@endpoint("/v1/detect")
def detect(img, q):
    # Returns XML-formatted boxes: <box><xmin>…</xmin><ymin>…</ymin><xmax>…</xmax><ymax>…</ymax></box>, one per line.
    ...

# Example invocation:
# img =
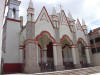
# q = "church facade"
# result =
<box><xmin>2</xmin><ymin>0</ymin><xmax>92</xmax><ymax>74</ymax></box>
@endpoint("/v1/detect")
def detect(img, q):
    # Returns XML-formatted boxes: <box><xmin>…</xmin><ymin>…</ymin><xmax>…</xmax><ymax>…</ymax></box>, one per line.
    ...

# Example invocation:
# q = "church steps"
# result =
<box><xmin>4</xmin><ymin>66</ymin><xmax>100</xmax><ymax>75</ymax></box>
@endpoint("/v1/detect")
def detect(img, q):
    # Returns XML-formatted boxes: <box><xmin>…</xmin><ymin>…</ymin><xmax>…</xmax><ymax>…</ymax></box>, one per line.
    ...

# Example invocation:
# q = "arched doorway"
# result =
<box><xmin>61</xmin><ymin>36</ymin><xmax>74</xmax><ymax>69</ymax></box>
<box><xmin>36</xmin><ymin>32</ymin><xmax>55</xmax><ymax>71</ymax></box>
<box><xmin>78</xmin><ymin>41</ymin><xmax>87</xmax><ymax>67</ymax></box>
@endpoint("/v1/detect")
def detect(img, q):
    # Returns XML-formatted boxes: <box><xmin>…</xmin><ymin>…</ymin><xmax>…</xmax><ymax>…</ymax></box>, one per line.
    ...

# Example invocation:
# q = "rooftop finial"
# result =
<box><xmin>52</xmin><ymin>7</ymin><xmax>56</xmax><ymax>15</ymax></box>
<box><xmin>58</xmin><ymin>4</ymin><xmax>63</xmax><ymax>10</ymax></box>
<box><xmin>68</xmin><ymin>10</ymin><xmax>73</xmax><ymax>19</ymax></box>
<box><xmin>82</xmin><ymin>19</ymin><xmax>86</xmax><ymax>25</ymax></box>
<box><xmin>28</xmin><ymin>0</ymin><xmax>33</xmax><ymax>8</ymax></box>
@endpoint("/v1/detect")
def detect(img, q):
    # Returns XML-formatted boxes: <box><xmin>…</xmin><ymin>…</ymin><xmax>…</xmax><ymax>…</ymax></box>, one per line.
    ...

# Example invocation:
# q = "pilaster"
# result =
<box><xmin>53</xmin><ymin>43</ymin><xmax>64</xmax><ymax>70</ymax></box>
<box><xmin>24</xmin><ymin>40</ymin><xmax>40</xmax><ymax>73</ymax></box>
<box><xmin>71</xmin><ymin>45</ymin><xmax>81</xmax><ymax>68</ymax></box>
<box><xmin>85</xmin><ymin>47</ymin><xmax>91</xmax><ymax>66</ymax></box>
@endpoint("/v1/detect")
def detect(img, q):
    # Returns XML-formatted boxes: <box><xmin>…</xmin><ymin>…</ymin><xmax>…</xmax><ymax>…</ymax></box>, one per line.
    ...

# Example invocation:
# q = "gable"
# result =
<box><xmin>35</xmin><ymin>6</ymin><xmax>54</xmax><ymax>28</ymax></box>
<box><xmin>76</xmin><ymin>19</ymin><xmax>82</xmax><ymax>31</ymax></box>
<box><xmin>40</xmin><ymin>13</ymin><xmax>49</xmax><ymax>22</ymax></box>
<box><xmin>60</xmin><ymin>10</ymin><xmax>72</xmax><ymax>32</ymax></box>
<box><xmin>60</xmin><ymin>10</ymin><xmax>69</xmax><ymax>25</ymax></box>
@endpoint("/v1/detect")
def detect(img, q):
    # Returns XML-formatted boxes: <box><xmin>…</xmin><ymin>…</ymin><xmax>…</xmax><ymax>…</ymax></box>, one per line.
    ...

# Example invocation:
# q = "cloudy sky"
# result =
<box><xmin>19</xmin><ymin>0</ymin><xmax>100</xmax><ymax>30</ymax></box>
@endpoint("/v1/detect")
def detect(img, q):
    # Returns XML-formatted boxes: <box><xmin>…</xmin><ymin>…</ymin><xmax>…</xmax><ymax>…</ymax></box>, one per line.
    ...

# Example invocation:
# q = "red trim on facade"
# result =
<box><xmin>27</xmin><ymin>8</ymin><xmax>34</xmax><ymax>10</ymax></box>
<box><xmin>24</xmin><ymin>39</ymin><xmax>38</xmax><ymax>45</ymax></box>
<box><xmin>77</xmin><ymin>19</ymin><xmax>82</xmax><ymax>31</ymax></box>
<box><xmin>60</xmin><ymin>34</ymin><xmax>73</xmax><ymax>45</ymax></box>
<box><xmin>62</xmin><ymin>10</ymin><xmax>73</xmax><ymax>32</ymax></box>
<box><xmin>77</xmin><ymin>19</ymin><xmax>87</xmax><ymax>36</ymax></box>
<box><xmin>85</xmin><ymin>47</ymin><xmax>91</xmax><ymax>49</ymax></box>
<box><xmin>7</xmin><ymin>18</ymin><xmax>21</xmax><ymax>22</ymax></box>
<box><xmin>3</xmin><ymin>63</ymin><xmax>23</xmax><ymax>74</ymax></box>
<box><xmin>50</xmin><ymin>15</ymin><xmax>58</xmax><ymax>18</ymax></box>
<box><xmin>53</xmin><ymin>42</ymin><xmax>62</xmax><ymax>46</ymax></box>
<box><xmin>40</xmin><ymin>13</ymin><xmax>49</xmax><ymax>22</ymax></box>
<box><xmin>77</xmin><ymin>38</ymin><xmax>87</xmax><ymax>46</ymax></box>
<box><xmin>70</xmin><ymin>44</ymin><xmax>77</xmax><ymax>48</ymax></box>
<box><xmin>35</xmin><ymin>6</ymin><xmax>55</xmax><ymax>29</ymax></box>
<box><xmin>19</xmin><ymin>45</ymin><xmax>25</xmax><ymax>50</ymax></box>
<box><xmin>35</xmin><ymin>31</ymin><xmax>56</xmax><ymax>42</ymax></box>
<box><xmin>27</xmin><ymin>13</ymin><xmax>34</xmax><ymax>16</ymax></box>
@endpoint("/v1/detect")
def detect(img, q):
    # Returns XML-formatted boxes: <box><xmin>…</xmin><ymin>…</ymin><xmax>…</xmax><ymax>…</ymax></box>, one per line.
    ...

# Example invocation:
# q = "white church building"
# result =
<box><xmin>2</xmin><ymin>0</ymin><xmax>92</xmax><ymax>74</ymax></box>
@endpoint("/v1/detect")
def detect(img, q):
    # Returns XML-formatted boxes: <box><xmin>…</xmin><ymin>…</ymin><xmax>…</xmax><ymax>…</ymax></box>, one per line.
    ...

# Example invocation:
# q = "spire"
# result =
<box><xmin>28</xmin><ymin>0</ymin><xmax>33</xmax><ymax>8</ymax></box>
<box><xmin>68</xmin><ymin>10</ymin><xmax>73</xmax><ymax>19</ymax></box>
<box><xmin>82</xmin><ymin>19</ymin><xmax>86</xmax><ymax>25</ymax></box>
<box><xmin>27</xmin><ymin>0</ymin><xmax>34</xmax><ymax>21</ymax></box>
<box><xmin>52</xmin><ymin>7</ymin><xmax>56</xmax><ymax>15</ymax></box>
<box><xmin>82</xmin><ymin>19</ymin><xmax>87</xmax><ymax>34</ymax></box>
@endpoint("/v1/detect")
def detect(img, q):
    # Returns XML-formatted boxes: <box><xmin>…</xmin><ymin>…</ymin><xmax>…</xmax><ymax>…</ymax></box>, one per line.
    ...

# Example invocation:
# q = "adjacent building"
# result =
<box><xmin>2</xmin><ymin>0</ymin><xmax>92</xmax><ymax>74</ymax></box>
<box><xmin>89</xmin><ymin>27</ymin><xmax>100</xmax><ymax>66</ymax></box>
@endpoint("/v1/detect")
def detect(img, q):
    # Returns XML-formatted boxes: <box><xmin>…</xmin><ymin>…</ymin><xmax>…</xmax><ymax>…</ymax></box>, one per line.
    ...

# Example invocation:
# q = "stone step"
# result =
<box><xmin>4</xmin><ymin>66</ymin><xmax>100</xmax><ymax>75</ymax></box>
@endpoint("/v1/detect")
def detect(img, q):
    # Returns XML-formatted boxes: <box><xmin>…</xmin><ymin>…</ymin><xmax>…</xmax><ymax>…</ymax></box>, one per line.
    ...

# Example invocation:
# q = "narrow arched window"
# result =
<box><xmin>12</xmin><ymin>8</ymin><xmax>16</xmax><ymax>19</ymax></box>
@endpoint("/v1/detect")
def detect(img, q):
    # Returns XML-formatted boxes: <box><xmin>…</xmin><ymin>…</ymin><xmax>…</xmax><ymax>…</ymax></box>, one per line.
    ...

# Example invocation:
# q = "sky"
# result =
<box><xmin>19</xmin><ymin>0</ymin><xmax>100</xmax><ymax>30</ymax></box>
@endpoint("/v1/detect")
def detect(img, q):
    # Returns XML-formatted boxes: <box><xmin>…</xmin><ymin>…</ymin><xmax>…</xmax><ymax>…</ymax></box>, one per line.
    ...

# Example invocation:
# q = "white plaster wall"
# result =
<box><xmin>92</xmin><ymin>53</ymin><xmax>100</xmax><ymax>66</ymax></box>
<box><xmin>35</xmin><ymin>8</ymin><xmax>55</xmax><ymax>39</ymax></box>
<box><xmin>19</xmin><ymin>29</ymin><xmax>26</xmax><ymax>63</ymax></box>
<box><xmin>35</xmin><ymin>21</ymin><xmax>55</xmax><ymax>39</ymax></box>
<box><xmin>4</xmin><ymin>20</ymin><xmax>21</xmax><ymax>63</ymax></box>
<box><xmin>0</xmin><ymin>0</ymin><xmax>6</xmax><ymax>73</ymax></box>
<box><xmin>59</xmin><ymin>25</ymin><xmax>73</xmax><ymax>41</ymax></box>
<box><xmin>75</xmin><ymin>24</ymin><xmax>87</xmax><ymax>44</ymax></box>
<box><xmin>20</xmin><ymin>29</ymin><xmax>26</xmax><ymax>45</ymax></box>
<box><xmin>35</xmin><ymin>9</ymin><xmax>55</xmax><ymax>39</ymax></box>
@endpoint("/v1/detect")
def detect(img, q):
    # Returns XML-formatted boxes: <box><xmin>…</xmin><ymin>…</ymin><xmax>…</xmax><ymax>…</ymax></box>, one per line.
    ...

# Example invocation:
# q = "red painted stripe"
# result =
<box><xmin>3</xmin><ymin>63</ymin><xmax>23</xmax><ymax>74</ymax></box>
<box><xmin>7</xmin><ymin>18</ymin><xmax>21</xmax><ymax>23</ymax></box>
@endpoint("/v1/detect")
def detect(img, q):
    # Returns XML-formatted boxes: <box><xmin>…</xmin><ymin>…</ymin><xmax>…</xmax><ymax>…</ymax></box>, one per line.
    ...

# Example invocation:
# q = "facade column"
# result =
<box><xmin>71</xmin><ymin>46</ymin><xmax>81</xmax><ymax>68</ymax></box>
<box><xmin>85</xmin><ymin>47</ymin><xmax>91</xmax><ymax>65</ymax></box>
<box><xmin>53</xmin><ymin>43</ymin><xmax>64</xmax><ymax>70</ymax></box>
<box><xmin>42</xmin><ymin>48</ymin><xmax>47</xmax><ymax>63</ymax></box>
<box><xmin>24</xmin><ymin>40</ymin><xmax>40</xmax><ymax>73</ymax></box>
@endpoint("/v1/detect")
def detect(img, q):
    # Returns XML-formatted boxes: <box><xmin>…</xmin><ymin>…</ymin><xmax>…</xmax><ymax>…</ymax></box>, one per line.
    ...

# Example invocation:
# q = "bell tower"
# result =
<box><xmin>8</xmin><ymin>0</ymin><xmax>21</xmax><ymax>19</ymax></box>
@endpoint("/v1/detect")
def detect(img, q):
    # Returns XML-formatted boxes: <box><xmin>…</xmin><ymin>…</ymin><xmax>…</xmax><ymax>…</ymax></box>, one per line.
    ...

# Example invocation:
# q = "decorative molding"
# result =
<box><xmin>60</xmin><ymin>34</ymin><xmax>73</xmax><ymax>45</ymax></box>
<box><xmin>35</xmin><ymin>31</ymin><xmax>56</xmax><ymax>42</ymax></box>
<box><xmin>7</xmin><ymin>18</ymin><xmax>21</xmax><ymax>23</ymax></box>
<box><xmin>35</xmin><ymin>6</ymin><xmax>55</xmax><ymax>29</ymax></box>
<box><xmin>61</xmin><ymin>10</ymin><xmax>72</xmax><ymax>32</ymax></box>
<box><xmin>77</xmin><ymin>38</ymin><xmax>87</xmax><ymax>46</ymax></box>
<box><xmin>40</xmin><ymin>13</ymin><xmax>49</xmax><ymax>22</ymax></box>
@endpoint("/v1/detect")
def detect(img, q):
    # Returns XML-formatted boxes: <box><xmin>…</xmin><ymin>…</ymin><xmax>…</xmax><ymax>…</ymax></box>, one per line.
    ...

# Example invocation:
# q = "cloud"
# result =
<box><xmin>19</xmin><ymin>0</ymin><xmax>100</xmax><ymax>30</ymax></box>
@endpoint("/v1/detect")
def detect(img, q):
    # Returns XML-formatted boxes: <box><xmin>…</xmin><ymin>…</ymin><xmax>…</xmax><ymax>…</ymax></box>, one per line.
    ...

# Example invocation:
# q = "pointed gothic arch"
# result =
<box><xmin>36</xmin><ymin>31</ymin><xmax>56</xmax><ymax>42</ymax></box>
<box><xmin>77</xmin><ymin>38</ymin><xmax>87</xmax><ymax>46</ymax></box>
<box><xmin>77</xmin><ymin>38</ymin><xmax>87</xmax><ymax>67</ymax></box>
<box><xmin>60</xmin><ymin>35</ymin><xmax>74</xmax><ymax>69</ymax></box>
<box><xmin>36</xmin><ymin>31</ymin><xmax>55</xmax><ymax>71</ymax></box>
<box><xmin>60</xmin><ymin>35</ymin><xmax>73</xmax><ymax>45</ymax></box>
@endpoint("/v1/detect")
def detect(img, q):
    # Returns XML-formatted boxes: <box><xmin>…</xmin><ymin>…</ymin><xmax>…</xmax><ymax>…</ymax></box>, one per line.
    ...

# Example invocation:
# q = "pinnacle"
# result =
<box><xmin>52</xmin><ymin>7</ymin><xmax>56</xmax><ymax>15</ymax></box>
<box><xmin>28</xmin><ymin>0</ymin><xmax>33</xmax><ymax>8</ymax></box>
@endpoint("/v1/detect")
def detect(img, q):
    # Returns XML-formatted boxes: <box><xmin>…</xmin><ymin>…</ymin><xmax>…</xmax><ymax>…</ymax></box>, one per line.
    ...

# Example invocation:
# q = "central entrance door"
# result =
<box><xmin>47</xmin><ymin>42</ymin><xmax>54</xmax><ymax>71</ymax></box>
<box><xmin>37</xmin><ymin>32</ymin><xmax>55</xmax><ymax>72</ymax></box>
